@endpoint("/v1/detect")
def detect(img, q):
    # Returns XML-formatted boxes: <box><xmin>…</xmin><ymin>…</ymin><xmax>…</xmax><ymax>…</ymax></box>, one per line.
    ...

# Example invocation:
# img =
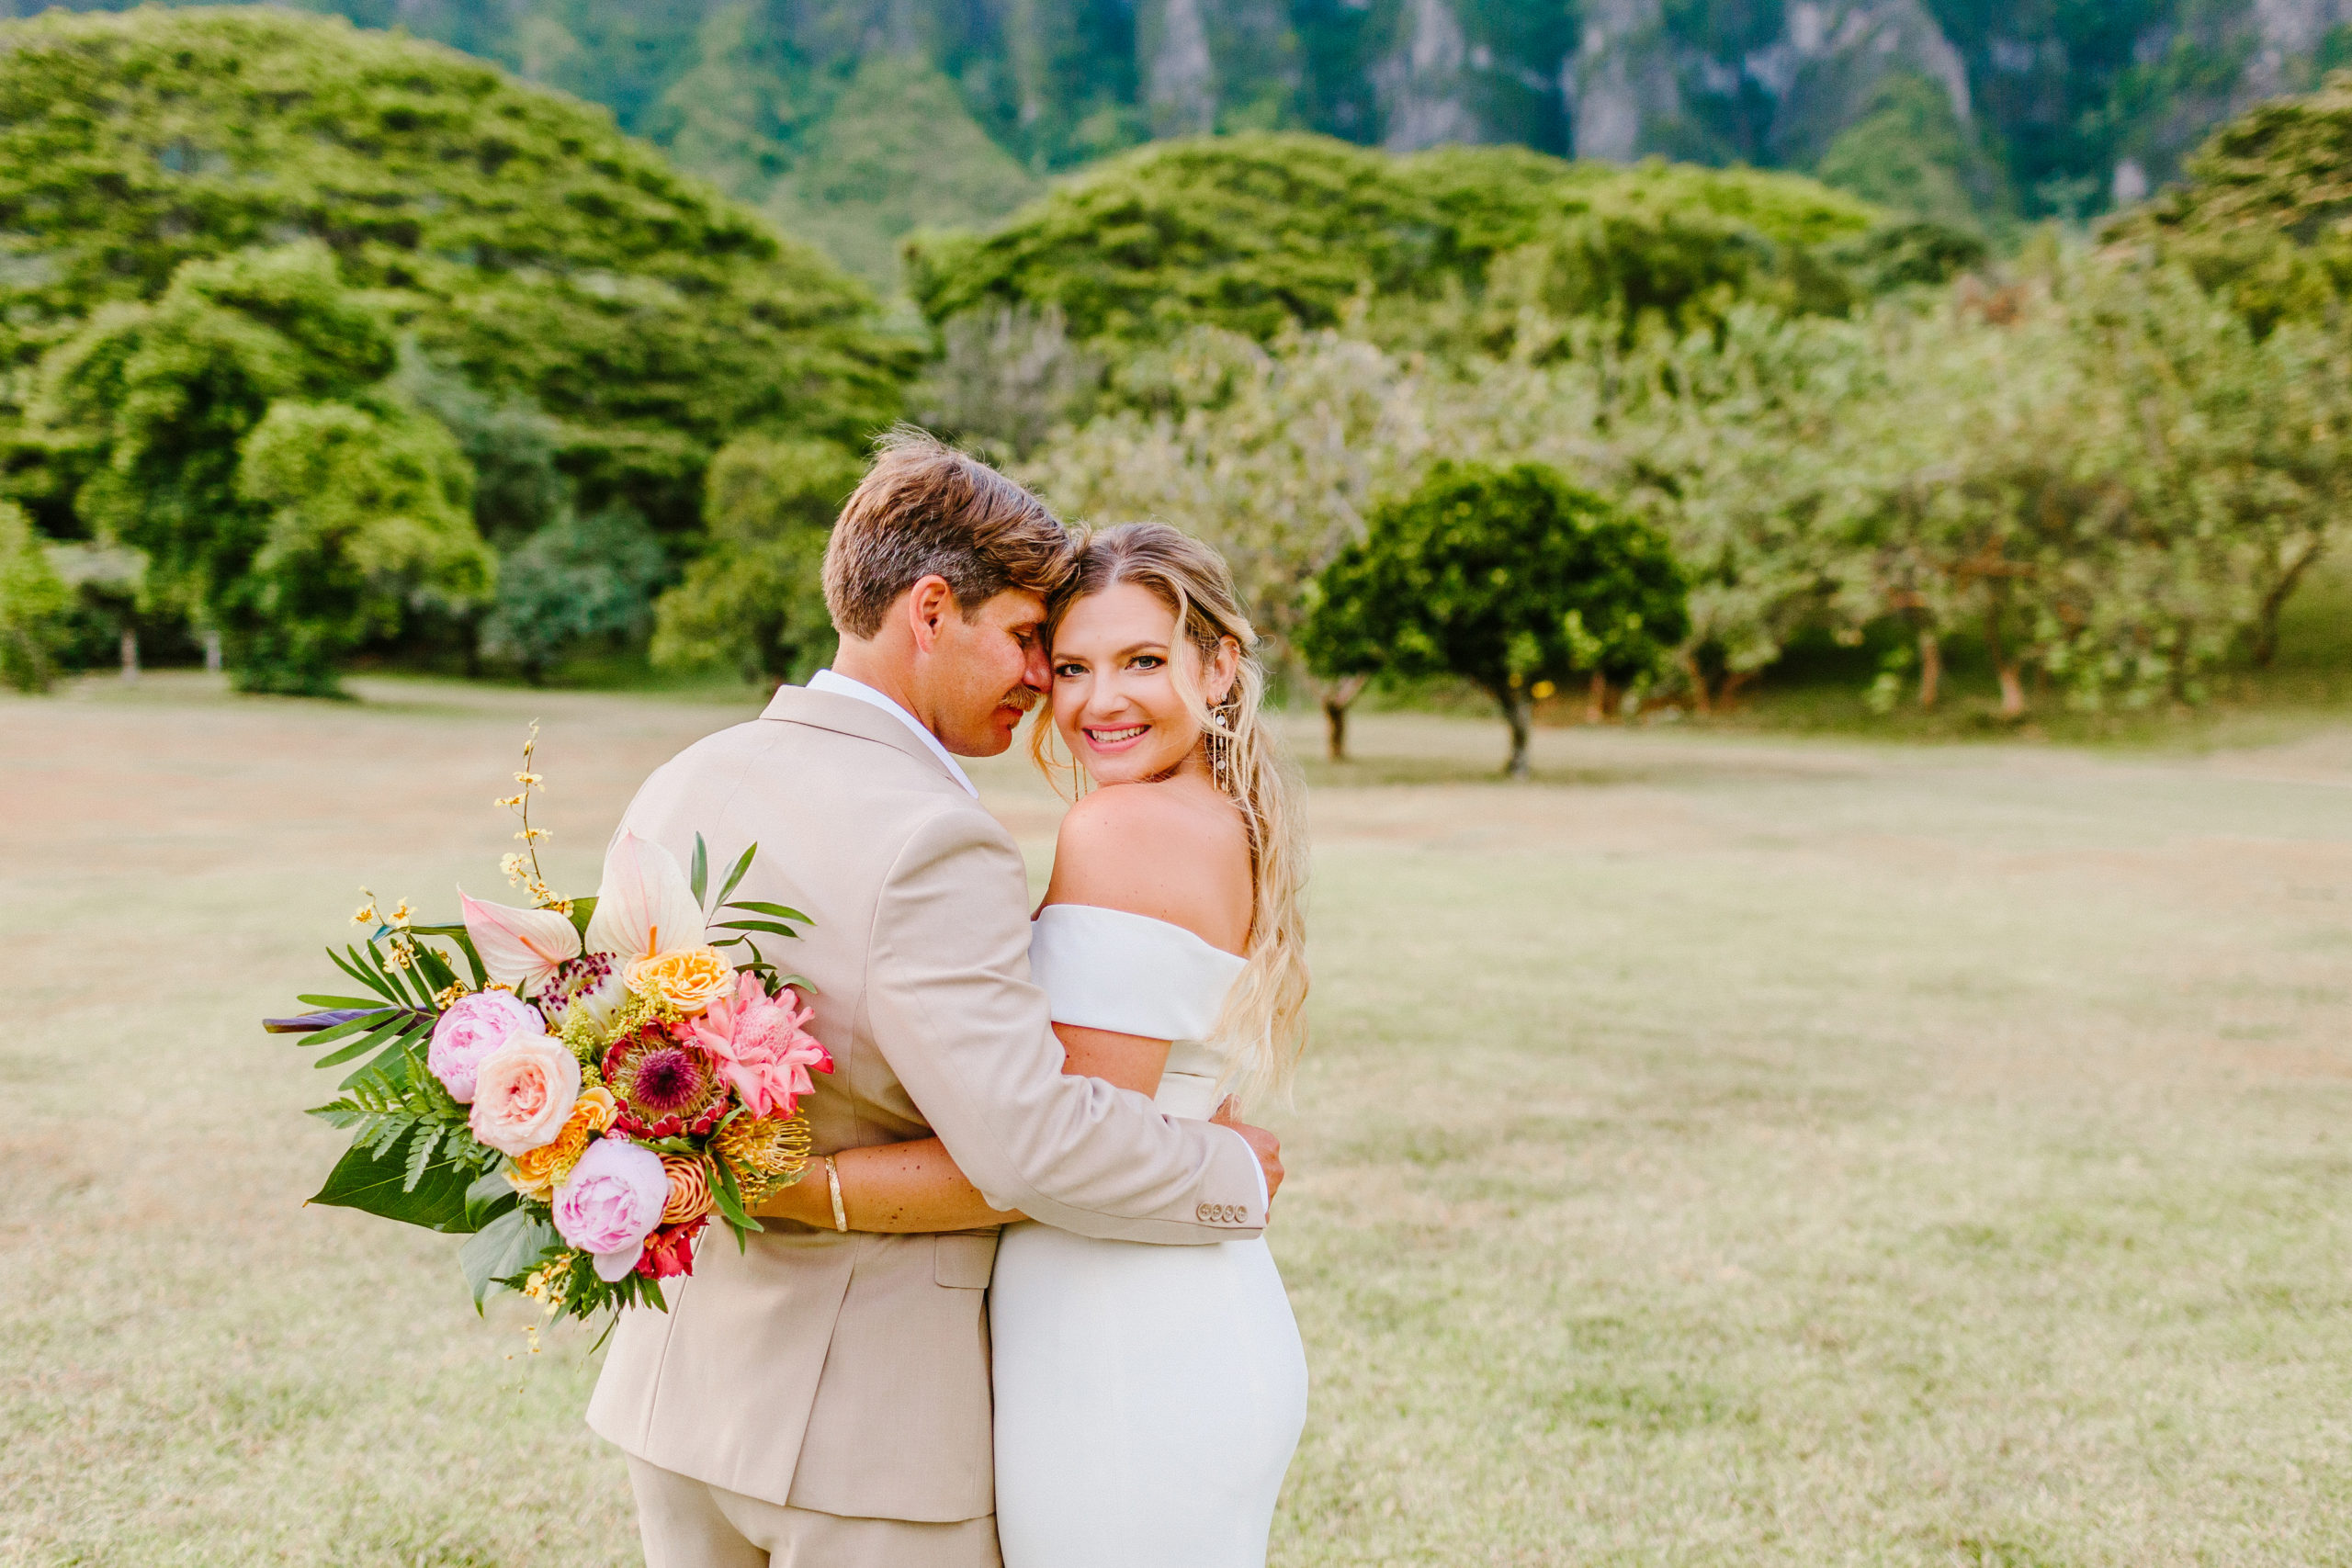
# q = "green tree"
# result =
<box><xmin>481</xmin><ymin>506</ymin><xmax>669</xmax><ymax>683</ymax></box>
<box><xmin>2106</xmin><ymin>69</ymin><xmax>2352</xmax><ymax>335</ymax></box>
<box><xmin>0</xmin><ymin>501</ymin><xmax>69</xmax><ymax>692</ymax></box>
<box><xmin>651</xmin><ymin>435</ymin><xmax>863</xmax><ymax>688</ymax></box>
<box><xmin>35</xmin><ymin>243</ymin><xmax>492</xmax><ymax>694</ymax></box>
<box><xmin>1302</xmin><ymin>462</ymin><xmax>1687</xmax><ymax>776</ymax></box>
<box><xmin>905</xmin><ymin>134</ymin><xmax>1888</xmax><ymax>358</ymax></box>
<box><xmin>0</xmin><ymin>6</ymin><xmax>905</xmax><ymax>537</ymax></box>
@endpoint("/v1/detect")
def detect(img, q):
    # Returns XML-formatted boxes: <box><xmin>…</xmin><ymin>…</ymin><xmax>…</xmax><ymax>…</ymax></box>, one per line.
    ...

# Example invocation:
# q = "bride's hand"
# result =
<box><xmin>1212</xmin><ymin>1096</ymin><xmax>1283</xmax><ymax>1207</ymax></box>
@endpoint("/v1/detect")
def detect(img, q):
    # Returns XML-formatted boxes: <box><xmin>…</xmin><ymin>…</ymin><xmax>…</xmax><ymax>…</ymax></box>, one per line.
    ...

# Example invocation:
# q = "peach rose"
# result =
<box><xmin>507</xmin><ymin>1088</ymin><xmax>617</xmax><ymax>1199</ymax></box>
<box><xmin>626</xmin><ymin>946</ymin><xmax>735</xmax><ymax>1015</ymax></box>
<box><xmin>469</xmin><ymin>1034</ymin><xmax>582</xmax><ymax>1156</ymax></box>
<box><xmin>659</xmin><ymin>1154</ymin><xmax>714</xmax><ymax>1226</ymax></box>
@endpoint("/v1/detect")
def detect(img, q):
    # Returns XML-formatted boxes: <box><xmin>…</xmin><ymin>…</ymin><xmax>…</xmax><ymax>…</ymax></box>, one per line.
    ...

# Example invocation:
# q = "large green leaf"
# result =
<box><xmin>463</xmin><ymin>1169</ymin><xmax>520</xmax><ymax>1231</ymax></box>
<box><xmin>460</xmin><ymin>1207</ymin><xmax>560</xmax><ymax>1309</ymax></box>
<box><xmin>308</xmin><ymin>1136</ymin><xmax>479</xmax><ymax>1233</ymax></box>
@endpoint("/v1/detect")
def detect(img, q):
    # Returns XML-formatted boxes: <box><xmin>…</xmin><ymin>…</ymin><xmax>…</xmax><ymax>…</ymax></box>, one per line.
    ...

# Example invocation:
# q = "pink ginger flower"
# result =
<box><xmin>689</xmin><ymin>973</ymin><xmax>831</xmax><ymax>1120</ymax></box>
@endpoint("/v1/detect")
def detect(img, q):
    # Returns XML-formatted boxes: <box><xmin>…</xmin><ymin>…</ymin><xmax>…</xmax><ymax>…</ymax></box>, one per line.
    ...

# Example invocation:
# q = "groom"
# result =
<box><xmin>585</xmin><ymin>430</ymin><xmax>1283</xmax><ymax>1567</ymax></box>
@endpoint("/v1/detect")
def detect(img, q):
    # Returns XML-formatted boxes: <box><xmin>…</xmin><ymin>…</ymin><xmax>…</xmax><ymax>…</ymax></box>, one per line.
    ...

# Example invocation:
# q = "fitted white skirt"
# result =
<box><xmin>989</xmin><ymin>1222</ymin><xmax>1309</xmax><ymax>1568</ymax></box>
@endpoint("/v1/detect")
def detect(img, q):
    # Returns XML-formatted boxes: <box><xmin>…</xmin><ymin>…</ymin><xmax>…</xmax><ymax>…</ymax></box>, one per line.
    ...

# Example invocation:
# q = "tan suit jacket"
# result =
<box><xmin>586</xmin><ymin>685</ymin><xmax>1267</xmax><ymax>1523</ymax></box>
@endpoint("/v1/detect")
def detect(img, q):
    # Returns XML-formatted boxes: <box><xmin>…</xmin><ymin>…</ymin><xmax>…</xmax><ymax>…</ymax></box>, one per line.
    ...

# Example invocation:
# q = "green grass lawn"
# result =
<box><xmin>6</xmin><ymin>674</ymin><xmax>2351</xmax><ymax>1565</ymax></box>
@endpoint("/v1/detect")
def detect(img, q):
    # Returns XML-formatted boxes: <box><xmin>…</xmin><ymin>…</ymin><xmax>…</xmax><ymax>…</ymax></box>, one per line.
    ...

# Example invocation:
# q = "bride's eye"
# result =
<box><xmin>1129</xmin><ymin>655</ymin><xmax>1165</xmax><ymax>671</ymax></box>
<box><xmin>1052</xmin><ymin>661</ymin><xmax>1085</xmax><ymax>679</ymax></box>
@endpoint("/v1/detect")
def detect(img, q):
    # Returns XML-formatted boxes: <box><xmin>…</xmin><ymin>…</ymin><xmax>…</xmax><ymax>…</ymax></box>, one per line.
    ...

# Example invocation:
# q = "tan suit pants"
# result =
<box><xmin>627</xmin><ymin>1457</ymin><xmax>1003</xmax><ymax>1568</ymax></box>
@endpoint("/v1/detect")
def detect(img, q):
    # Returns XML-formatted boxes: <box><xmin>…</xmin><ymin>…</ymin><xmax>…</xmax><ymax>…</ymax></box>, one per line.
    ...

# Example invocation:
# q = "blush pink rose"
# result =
<box><xmin>553</xmin><ymin>1136</ymin><xmax>670</xmax><ymax>1280</ymax></box>
<box><xmin>687</xmin><ymin>973</ymin><xmax>832</xmax><ymax>1120</ymax></box>
<box><xmin>468</xmin><ymin>1034</ymin><xmax>582</xmax><ymax>1156</ymax></box>
<box><xmin>428</xmin><ymin>990</ymin><xmax>546</xmax><ymax>1102</ymax></box>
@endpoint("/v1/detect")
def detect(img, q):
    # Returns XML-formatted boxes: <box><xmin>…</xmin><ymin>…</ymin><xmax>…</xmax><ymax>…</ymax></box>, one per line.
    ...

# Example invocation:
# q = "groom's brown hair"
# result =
<box><xmin>822</xmin><ymin>426</ymin><xmax>1075</xmax><ymax>638</ymax></box>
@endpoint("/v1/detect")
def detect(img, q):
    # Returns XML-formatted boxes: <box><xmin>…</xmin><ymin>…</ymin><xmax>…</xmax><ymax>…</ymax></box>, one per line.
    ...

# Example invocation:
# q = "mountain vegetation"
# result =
<box><xmin>32</xmin><ymin>0</ymin><xmax>2351</xmax><ymax>293</ymax></box>
<box><xmin>2</xmin><ymin>3</ymin><xmax>2347</xmax><ymax>731</ymax></box>
<box><xmin>0</xmin><ymin>6</ymin><xmax>903</xmax><ymax>538</ymax></box>
<box><xmin>0</xmin><ymin>6</ymin><xmax>903</xmax><ymax>692</ymax></box>
<box><xmin>903</xmin><ymin>135</ymin><xmax>1898</xmax><ymax>352</ymax></box>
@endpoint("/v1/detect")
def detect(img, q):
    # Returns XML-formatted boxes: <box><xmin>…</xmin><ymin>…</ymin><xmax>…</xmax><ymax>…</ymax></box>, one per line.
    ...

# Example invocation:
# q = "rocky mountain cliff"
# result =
<box><xmin>17</xmin><ymin>1</ymin><xmax>2352</xmax><ymax>285</ymax></box>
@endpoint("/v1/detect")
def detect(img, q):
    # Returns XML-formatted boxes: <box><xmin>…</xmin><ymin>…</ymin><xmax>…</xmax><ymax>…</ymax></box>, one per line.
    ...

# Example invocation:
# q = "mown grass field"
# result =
<box><xmin>6</xmin><ymin>674</ymin><xmax>2351</xmax><ymax>1566</ymax></box>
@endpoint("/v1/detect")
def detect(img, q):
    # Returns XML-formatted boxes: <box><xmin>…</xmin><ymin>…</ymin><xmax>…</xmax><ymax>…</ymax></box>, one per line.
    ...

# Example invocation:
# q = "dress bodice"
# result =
<box><xmin>1027</xmin><ymin>904</ymin><xmax>1247</xmax><ymax>1120</ymax></box>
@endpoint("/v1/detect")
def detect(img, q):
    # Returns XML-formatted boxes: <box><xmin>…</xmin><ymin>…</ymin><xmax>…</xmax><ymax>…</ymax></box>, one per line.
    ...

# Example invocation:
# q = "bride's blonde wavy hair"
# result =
<box><xmin>1029</xmin><ymin>522</ymin><xmax>1309</xmax><ymax>1100</ymax></box>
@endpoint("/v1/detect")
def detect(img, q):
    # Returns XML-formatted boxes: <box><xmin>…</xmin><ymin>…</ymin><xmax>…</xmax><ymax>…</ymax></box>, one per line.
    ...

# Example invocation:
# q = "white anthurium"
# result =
<box><xmin>584</xmin><ymin>830</ymin><xmax>709</xmax><ymax>964</ymax></box>
<box><xmin>458</xmin><ymin>892</ymin><xmax>583</xmax><ymax>995</ymax></box>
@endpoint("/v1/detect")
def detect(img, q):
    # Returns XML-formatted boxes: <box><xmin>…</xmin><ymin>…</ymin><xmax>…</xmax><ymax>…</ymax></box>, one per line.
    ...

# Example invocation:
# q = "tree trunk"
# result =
<box><xmin>1585</xmin><ymin>671</ymin><xmax>1610</xmax><ymax>724</ymax></box>
<box><xmin>2253</xmin><ymin>540</ymin><xmax>2324</xmax><ymax>669</ymax></box>
<box><xmin>1917</xmin><ymin>626</ymin><xmax>1941</xmax><ymax>710</ymax></box>
<box><xmin>119</xmin><ymin>628</ymin><xmax>138</xmax><ymax>682</ymax></box>
<box><xmin>1984</xmin><ymin>599</ymin><xmax>2025</xmax><ymax>719</ymax></box>
<box><xmin>1678</xmin><ymin>649</ymin><xmax>1713</xmax><ymax>715</ymax></box>
<box><xmin>202</xmin><ymin>630</ymin><xmax>222</xmax><ymax>675</ymax></box>
<box><xmin>1491</xmin><ymin>684</ymin><xmax>1532</xmax><ymax>778</ymax></box>
<box><xmin>1320</xmin><ymin>674</ymin><xmax>1367</xmax><ymax>762</ymax></box>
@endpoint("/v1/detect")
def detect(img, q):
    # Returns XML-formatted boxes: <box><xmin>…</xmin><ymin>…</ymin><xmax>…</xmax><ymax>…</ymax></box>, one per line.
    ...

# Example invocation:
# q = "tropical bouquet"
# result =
<box><xmin>267</xmin><ymin>728</ymin><xmax>831</xmax><ymax>1325</ymax></box>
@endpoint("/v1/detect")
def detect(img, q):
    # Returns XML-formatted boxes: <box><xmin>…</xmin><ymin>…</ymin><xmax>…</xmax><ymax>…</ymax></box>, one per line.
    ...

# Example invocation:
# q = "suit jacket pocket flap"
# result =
<box><xmin>934</xmin><ymin>1231</ymin><xmax>999</xmax><ymax>1289</ymax></box>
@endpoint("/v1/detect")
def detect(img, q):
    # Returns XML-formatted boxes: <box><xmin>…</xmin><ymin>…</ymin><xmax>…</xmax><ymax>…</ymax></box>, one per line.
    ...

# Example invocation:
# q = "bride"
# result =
<box><xmin>760</xmin><ymin>521</ymin><xmax>1312</xmax><ymax>1566</ymax></box>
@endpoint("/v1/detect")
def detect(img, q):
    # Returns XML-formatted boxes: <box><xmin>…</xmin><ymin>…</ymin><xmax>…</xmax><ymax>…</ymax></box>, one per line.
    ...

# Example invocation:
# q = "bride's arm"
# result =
<box><xmin>752</xmin><ymin>1022</ymin><xmax>1172</xmax><ymax>1233</ymax></box>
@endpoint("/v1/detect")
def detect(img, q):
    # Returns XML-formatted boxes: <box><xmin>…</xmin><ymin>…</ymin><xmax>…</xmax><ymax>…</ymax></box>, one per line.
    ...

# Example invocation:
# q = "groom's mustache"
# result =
<box><xmin>999</xmin><ymin>686</ymin><xmax>1041</xmax><ymax>714</ymax></box>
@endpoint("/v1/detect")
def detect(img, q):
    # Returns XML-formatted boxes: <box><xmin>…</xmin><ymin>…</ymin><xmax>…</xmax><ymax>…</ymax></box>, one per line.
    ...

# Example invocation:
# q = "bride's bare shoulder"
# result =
<box><xmin>1045</xmin><ymin>782</ymin><xmax>1251</xmax><ymax>953</ymax></box>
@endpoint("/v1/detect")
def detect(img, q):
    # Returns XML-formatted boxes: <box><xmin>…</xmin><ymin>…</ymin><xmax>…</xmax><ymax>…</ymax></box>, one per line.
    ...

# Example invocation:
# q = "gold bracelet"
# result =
<box><xmin>823</xmin><ymin>1155</ymin><xmax>846</xmax><ymax>1233</ymax></box>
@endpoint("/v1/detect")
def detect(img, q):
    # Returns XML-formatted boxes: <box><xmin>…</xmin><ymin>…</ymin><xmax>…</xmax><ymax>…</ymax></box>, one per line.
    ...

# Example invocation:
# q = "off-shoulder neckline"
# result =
<box><xmin>1031</xmin><ymin>901</ymin><xmax>1248</xmax><ymax>964</ymax></box>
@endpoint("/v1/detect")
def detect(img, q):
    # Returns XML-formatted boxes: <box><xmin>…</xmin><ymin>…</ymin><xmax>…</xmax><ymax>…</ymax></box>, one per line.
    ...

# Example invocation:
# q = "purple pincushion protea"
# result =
<box><xmin>604</xmin><ymin>1022</ymin><xmax>729</xmax><ymax>1138</ymax></box>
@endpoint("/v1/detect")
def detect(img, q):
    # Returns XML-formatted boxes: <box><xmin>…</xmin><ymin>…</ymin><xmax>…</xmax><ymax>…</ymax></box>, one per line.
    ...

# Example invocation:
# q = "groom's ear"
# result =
<box><xmin>903</xmin><ymin>575</ymin><xmax>958</xmax><ymax>654</ymax></box>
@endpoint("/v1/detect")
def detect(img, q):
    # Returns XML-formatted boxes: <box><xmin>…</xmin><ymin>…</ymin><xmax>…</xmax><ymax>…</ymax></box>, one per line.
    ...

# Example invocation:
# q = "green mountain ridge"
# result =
<box><xmin>17</xmin><ymin>1</ymin><xmax>2345</xmax><ymax>287</ymax></box>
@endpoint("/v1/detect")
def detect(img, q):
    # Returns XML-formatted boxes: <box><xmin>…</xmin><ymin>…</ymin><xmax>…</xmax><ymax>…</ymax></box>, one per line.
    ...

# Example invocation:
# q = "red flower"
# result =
<box><xmin>634</xmin><ymin>1216</ymin><xmax>707</xmax><ymax>1280</ymax></box>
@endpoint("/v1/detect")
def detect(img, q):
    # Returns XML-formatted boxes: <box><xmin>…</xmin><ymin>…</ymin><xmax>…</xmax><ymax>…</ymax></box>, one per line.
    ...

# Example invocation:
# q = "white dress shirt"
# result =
<box><xmin>805</xmin><ymin>668</ymin><xmax>978</xmax><ymax>798</ymax></box>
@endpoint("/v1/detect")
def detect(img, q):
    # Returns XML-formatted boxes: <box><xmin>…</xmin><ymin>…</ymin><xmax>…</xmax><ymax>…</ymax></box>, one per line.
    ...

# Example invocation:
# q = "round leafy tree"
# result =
<box><xmin>0</xmin><ymin>6</ymin><xmax>906</xmax><ymax>536</ymax></box>
<box><xmin>1302</xmin><ymin>462</ymin><xmax>1688</xmax><ymax>777</ymax></box>
<box><xmin>36</xmin><ymin>242</ymin><xmax>492</xmax><ymax>694</ymax></box>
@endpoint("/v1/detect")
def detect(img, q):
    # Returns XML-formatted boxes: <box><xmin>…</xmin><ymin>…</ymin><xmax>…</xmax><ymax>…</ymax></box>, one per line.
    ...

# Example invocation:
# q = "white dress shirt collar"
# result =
<box><xmin>805</xmin><ymin>668</ymin><xmax>979</xmax><ymax>798</ymax></box>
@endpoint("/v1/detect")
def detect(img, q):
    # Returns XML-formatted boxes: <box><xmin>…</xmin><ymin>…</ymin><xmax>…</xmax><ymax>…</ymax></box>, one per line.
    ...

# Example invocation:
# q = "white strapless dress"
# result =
<box><xmin>990</xmin><ymin>904</ymin><xmax>1310</xmax><ymax>1568</ymax></box>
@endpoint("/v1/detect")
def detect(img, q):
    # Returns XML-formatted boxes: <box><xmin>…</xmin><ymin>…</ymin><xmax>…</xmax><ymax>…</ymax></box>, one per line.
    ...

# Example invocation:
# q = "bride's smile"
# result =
<box><xmin>1049</xmin><ymin>581</ymin><xmax>1242</xmax><ymax>785</ymax></box>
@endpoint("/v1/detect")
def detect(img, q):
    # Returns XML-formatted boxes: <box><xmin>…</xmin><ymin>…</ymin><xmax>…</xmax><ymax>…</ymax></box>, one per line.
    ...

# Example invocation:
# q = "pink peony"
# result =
<box><xmin>428</xmin><ymin>990</ymin><xmax>546</xmax><ymax>1102</ymax></box>
<box><xmin>688</xmin><ymin>973</ymin><xmax>832</xmax><ymax>1120</ymax></box>
<box><xmin>553</xmin><ymin>1136</ymin><xmax>670</xmax><ymax>1280</ymax></box>
<box><xmin>468</xmin><ymin>1034</ymin><xmax>582</xmax><ymax>1156</ymax></box>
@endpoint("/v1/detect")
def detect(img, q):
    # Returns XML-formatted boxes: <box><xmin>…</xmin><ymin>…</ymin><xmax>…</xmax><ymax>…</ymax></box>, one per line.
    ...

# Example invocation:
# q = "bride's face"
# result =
<box><xmin>1048</xmin><ymin>582</ymin><xmax>1237</xmax><ymax>786</ymax></box>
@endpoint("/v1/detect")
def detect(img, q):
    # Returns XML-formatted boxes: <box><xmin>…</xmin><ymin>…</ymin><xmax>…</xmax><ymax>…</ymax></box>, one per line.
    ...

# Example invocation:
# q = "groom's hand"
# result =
<box><xmin>1212</xmin><ymin>1096</ymin><xmax>1283</xmax><ymax>1206</ymax></box>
